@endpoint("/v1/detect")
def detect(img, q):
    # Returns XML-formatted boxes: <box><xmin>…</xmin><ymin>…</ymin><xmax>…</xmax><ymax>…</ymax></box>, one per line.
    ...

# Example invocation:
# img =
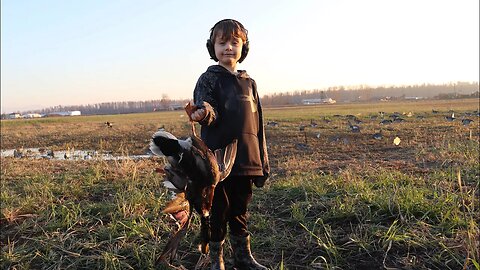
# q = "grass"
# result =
<box><xmin>1</xmin><ymin>99</ymin><xmax>479</xmax><ymax>269</ymax></box>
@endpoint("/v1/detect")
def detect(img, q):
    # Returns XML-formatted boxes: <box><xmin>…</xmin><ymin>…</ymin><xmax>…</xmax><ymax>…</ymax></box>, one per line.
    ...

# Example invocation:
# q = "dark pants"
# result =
<box><xmin>210</xmin><ymin>175</ymin><xmax>253</xmax><ymax>241</ymax></box>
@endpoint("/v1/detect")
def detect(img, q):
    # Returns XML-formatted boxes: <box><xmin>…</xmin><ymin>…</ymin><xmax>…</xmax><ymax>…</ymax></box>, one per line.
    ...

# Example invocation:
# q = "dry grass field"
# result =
<box><xmin>1</xmin><ymin>99</ymin><xmax>479</xmax><ymax>269</ymax></box>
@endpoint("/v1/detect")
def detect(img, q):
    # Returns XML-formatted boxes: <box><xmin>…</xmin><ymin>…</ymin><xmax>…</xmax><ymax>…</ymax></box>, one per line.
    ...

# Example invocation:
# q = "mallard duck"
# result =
<box><xmin>151</xmin><ymin>102</ymin><xmax>237</xmax><ymax>264</ymax></box>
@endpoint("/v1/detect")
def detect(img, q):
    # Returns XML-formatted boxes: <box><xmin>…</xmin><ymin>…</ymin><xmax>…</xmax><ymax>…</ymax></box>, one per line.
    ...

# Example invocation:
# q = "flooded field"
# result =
<box><xmin>1</xmin><ymin>147</ymin><xmax>152</xmax><ymax>161</ymax></box>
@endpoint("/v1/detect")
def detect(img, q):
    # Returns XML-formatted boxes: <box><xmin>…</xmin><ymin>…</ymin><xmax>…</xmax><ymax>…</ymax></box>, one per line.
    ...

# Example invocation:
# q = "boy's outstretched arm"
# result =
<box><xmin>192</xmin><ymin>73</ymin><xmax>218</xmax><ymax>126</ymax></box>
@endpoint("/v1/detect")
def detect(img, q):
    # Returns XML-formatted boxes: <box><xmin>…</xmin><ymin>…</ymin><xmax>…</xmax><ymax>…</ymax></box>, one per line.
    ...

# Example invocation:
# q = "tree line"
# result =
<box><xmin>34</xmin><ymin>98</ymin><xmax>190</xmax><ymax>116</ymax></box>
<box><xmin>4</xmin><ymin>82</ymin><xmax>479</xmax><ymax>117</ymax></box>
<box><xmin>260</xmin><ymin>82</ymin><xmax>479</xmax><ymax>106</ymax></box>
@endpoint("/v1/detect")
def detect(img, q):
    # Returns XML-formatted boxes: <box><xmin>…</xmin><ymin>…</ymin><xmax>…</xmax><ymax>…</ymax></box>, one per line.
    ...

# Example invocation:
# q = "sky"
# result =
<box><xmin>1</xmin><ymin>0</ymin><xmax>479</xmax><ymax>113</ymax></box>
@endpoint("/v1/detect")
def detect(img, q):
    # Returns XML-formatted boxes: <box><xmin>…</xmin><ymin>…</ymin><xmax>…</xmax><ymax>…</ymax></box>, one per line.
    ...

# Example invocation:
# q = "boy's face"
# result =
<box><xmin>214</xmin><ymin>33</ymin><xmax>243</xmax><ymax>69</ymax></box>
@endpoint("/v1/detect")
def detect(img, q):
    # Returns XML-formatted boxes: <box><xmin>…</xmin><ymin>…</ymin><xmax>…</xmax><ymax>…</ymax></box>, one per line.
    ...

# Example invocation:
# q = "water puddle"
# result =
<box><xmin>1</xmin><ymin>148</ymin><xmax>153</xmax><ymax>161</ymax></box>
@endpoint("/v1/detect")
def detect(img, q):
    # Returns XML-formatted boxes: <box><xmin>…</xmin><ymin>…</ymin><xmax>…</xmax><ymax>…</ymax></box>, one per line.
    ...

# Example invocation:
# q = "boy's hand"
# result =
<box><xmin>191</xmin><ymin>108</ymin><xmax>206</xmax><ymax>121</ymax></box>
<box><xmin>253</xmin><ymin>174</ymin><xmax>268</xmax><ymax>187</ymax></box>
<box><xmin>185</xmin><ymin>102</ymin><xmax>207</xmax><ymax>122</ymax></box>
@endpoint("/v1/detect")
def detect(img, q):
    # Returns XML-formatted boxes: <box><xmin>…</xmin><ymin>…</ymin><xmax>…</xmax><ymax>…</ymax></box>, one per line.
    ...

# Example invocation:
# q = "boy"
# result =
<box><xmin>188</xmin><ymin>19</ymin><xmax>270</xmax><ymax>270</ymax></box>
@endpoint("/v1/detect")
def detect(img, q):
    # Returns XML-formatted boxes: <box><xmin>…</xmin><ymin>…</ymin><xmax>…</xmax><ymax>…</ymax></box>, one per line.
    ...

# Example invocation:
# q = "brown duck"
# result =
<box><xmin>150</xmin><ymin>102</ymin><xmax>237</xmax><ymax>264</ymax></box>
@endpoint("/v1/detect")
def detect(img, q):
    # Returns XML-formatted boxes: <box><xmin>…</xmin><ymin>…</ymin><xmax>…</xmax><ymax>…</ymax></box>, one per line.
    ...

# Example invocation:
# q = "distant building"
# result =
<box><xmin>7</xmin><ymin>113</ymin><xmax>21</xmax><ymax>119</ymax></box>
<box><xmin>168</xmin><ymin>104</ymin><xmax>184</xmax><ymax>110</ymax></box>
<box><xmin>380</xmin><ymin>96</ymin><xmax>392</xmax><ymax>101</ymax></box>
<box><xmin>404</xmin><ymin>96</ymin><xmax>425</xmax><ymax>100</ymax></box>
<box><xmin>23</xmin><ymin>113</ymin><xmax>43</xmax><ymax>118</ymax></box>
<box><xmin>302</xmin><ymin>91</ymin><xmax>336</xmax><ymax>105</ymax></box>
<box><xmin>47</xmin><ymin>111</ymin><xmax>81</xmax><ymax>117</ymax></box>
<box><xmin>302</xmin><ymin>98</ymin><xmax>336</xmax><ymax>104</ymax></box>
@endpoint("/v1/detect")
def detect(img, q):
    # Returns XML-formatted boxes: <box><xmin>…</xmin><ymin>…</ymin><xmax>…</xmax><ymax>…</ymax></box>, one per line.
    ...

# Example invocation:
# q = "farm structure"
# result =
<box><xmin>6</xmin><ymin>113</ymin><xmax>21</xmax><ymax>119</ymax></box>
<box><xmin>46</xmin><ymin>111</ymin><xmax>81</xmax><ymax>117</ymax></box>
<box><xmin>302</xmin><ymin>91</ymin><xmax>336</xmax><ymax>104</ymax></box>
<box><xmin>23</xmin><ymin>113</ymin><xmax>43</xmax><ymax>118</ymax></box>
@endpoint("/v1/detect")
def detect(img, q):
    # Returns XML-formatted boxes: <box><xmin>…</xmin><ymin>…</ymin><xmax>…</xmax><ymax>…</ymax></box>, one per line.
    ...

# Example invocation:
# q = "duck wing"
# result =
<box><xmin>214</xmin><ymin>139</ymin><xmax>238</xmax><ymax>181</ymax></box>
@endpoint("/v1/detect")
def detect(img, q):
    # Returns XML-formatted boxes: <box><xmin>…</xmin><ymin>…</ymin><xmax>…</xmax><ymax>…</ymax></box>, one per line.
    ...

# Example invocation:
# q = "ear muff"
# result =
<box><xmin>206</xmin><ymin>38</ymin><xmax>218</xmax><ymax>62</ymax></box>
<box><xmin>238</xmin><ymin>40</ymin><xmax>249</xmax><ymax>63</ymax></box>
<box><xmin>206</xmin><ymin>19</ymin><xmax>249</xmax><ymax>63</ymax></box>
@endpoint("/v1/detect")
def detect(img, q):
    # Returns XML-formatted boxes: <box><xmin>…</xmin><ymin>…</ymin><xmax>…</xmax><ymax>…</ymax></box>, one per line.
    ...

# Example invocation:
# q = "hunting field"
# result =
<box><xmin>1</xmin><ymin>99</ymin><xmax>479</xmax><ymax>270</ymax></box>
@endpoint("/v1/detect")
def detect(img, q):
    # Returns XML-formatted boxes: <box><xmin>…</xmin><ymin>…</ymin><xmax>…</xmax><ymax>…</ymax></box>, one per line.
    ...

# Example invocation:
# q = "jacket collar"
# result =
<box><xmin>207</xmin><ymin>65</ymin><xmax>250</xmax><ymax>79</ymax></box>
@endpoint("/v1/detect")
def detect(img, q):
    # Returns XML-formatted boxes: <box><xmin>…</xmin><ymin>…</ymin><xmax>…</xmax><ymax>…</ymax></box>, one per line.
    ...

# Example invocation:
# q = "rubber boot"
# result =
<box><xmin>209</xmin><ymin>240</ymin><xmax>225</xmax><ymax>270</ymax></box>
<box><xmin>230</xmin><ymin>234</ymin><xmax>268</xmax><ymax>270</ymax></box>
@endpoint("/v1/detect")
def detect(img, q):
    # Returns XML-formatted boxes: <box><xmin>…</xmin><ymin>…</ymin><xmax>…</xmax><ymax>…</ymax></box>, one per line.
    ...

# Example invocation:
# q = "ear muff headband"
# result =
<box><xmin>206</xmin><ymin>19</ymin><xmax>249</xmax><ymax>63</ymax></box>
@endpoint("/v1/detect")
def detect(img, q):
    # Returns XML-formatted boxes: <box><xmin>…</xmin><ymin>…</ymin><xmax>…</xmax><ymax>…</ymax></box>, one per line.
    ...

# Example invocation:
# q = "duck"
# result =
<box><xmin>380</xmin><ymin>119</ymin><xmax>393</xmax><ymax>125</ymax></box>
<box><xmin>348</xmin><ymin>121</ymin><xmax>360</xmax><ymax>133</ymax></box>
<box><xmin>462</xmin><ymin>118</ymin><xmax>474</xmax><ymax>126</ymax></box>
<box><xmin>445</xmin><ymin>112</ymin><xmax>455</xmax><ymax>122</ymax></box>
<box><xmin>46</xmin><ymin>149</ymin><xmax>55</xmax><ymax>158</ymax></box>
<box><xmin>151</xmin><ymin>102</ymin><xmax>238</xmax><ymax>264</ymax></box>
<box><xmin>353</xmin><ymin>117</ymin><xmax>362</xmax><ymax>124</ymax></box>
<box><xmin>13</xmin><ymin>148</ymin><xmax>24</xmax><ymax>158</ymax></box>
<box><xmin>266</xmin><ymin>121</ymin><xmax>279</xmax><ymax>127</ymax></box>
<box><xmin>373</xmin><ymin>131</ymin><xmax>383</xmax><ymax>140</ymax></box>
<box><xmin>393</xmin><ymin>117</ymin><xmax>405</xmax><ymax>123</ymax></box>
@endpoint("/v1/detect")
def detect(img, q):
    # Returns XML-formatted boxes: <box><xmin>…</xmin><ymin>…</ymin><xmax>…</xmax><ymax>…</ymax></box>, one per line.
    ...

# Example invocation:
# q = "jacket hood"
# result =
<box><xmin>206</xmin><ymin>65</ymin><xmax>250</xmax><ymax>79</ymax></box>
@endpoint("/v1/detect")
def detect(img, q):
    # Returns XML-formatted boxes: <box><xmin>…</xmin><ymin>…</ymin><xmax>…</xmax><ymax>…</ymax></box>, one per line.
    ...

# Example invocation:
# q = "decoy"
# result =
<box><xmin>380</xmin><ymin>119</ymin><xmax>392</xmax><ymax>125</ymax></box>
<box><xmin>462</xmin><ymin>119</ymin><xmax>474</xmax><ymax>126</ymax></box>
<box><xmin>373</xmin><ymin>132</ymin><xmax>382</xmax><ymax>140</ymax></box>
<box><xmin>295</xmin><ymin>143</ymin><xmax>309</xmax><ymax>150</ymax></box>
<box><xmin>348</xmin><ymin>121</ymin><xmax>360</xmax><ymax>133</ymax></box>
<box><xmin>266</xmin><ymin>121</ymin><xmax>279</xmax><ymax>127</ymax></box>
<box><xmin>13</xmin><ymin>148</ymin><xmax>24</xmax><ymax>158</ymax></box>
<box><xmin>353</xmin><ymin>118</ymin><xmax>362</xmax><ymax>124</ymax></box>
<box><xmin>389</xmin><ymin>113</ymin><xmax>401</xmax><ymax>119</ymax></box>
<box><xmin>151</xmin><ymin>102</ymin><xmax>237</xmax><ymax>265</ymax></box>
<box><xmin>445</xmin><ymin>113</ymin><xmax>455</xmax><ymax>122</ymax></box>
